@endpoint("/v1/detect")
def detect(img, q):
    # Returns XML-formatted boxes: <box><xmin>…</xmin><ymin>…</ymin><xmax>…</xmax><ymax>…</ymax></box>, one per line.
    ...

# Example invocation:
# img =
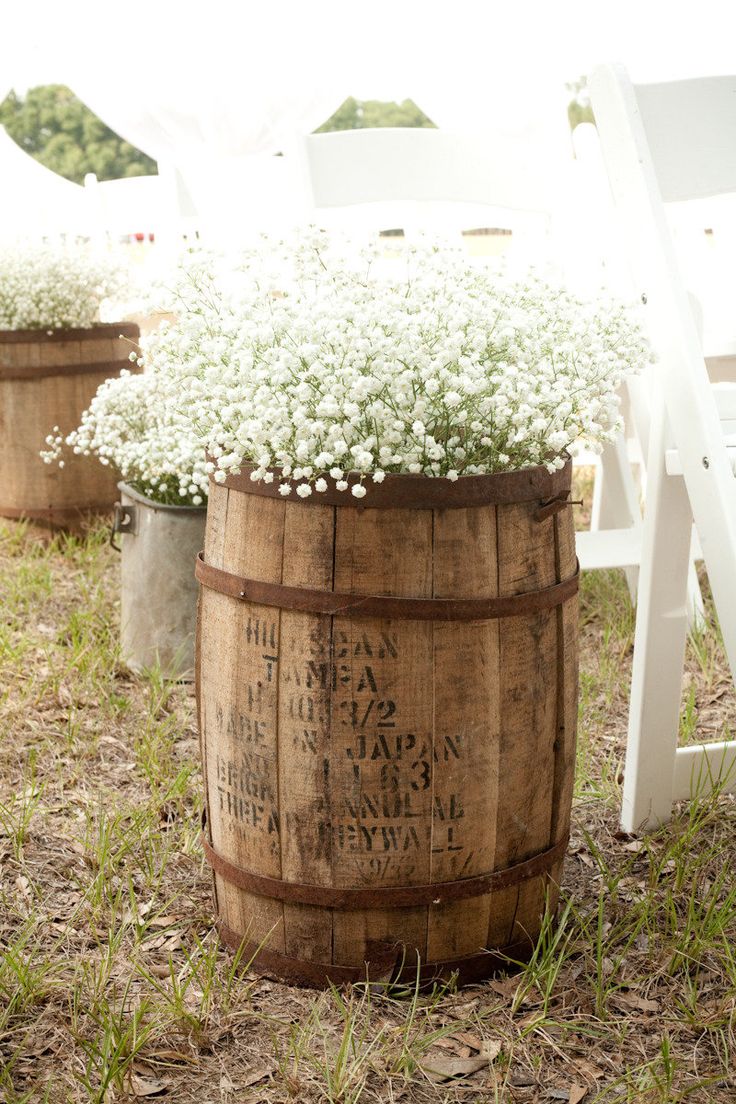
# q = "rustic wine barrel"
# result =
<box><xmin>0</xmin><ymin>323</ymin><xmax>140</xmax><ymax>529</ymax></box>
<box><xmin>196</xmin><ymin>461</ymin><xmax>579</xmax><ymax>987</ymax></box>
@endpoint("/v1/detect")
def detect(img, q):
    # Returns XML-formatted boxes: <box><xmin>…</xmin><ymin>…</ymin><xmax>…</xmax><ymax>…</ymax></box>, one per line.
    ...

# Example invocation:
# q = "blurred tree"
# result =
<box><xmin>567</xmin><ymin>76</ymin><xmax>595</xmax><ymax>130</ymax></box>
<box><xmin>316</xmin><ymin>96</ymin><xmax>435</xmax><ymax>132</ymax></box>
<box><xmin>0</xmin><ymin>85</ymin><xmax>157</xmax><ymax>183</ymax></box>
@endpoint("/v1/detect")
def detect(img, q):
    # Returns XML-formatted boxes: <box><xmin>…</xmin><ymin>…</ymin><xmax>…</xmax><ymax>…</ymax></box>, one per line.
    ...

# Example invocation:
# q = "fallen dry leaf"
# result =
<box><xmin>129</xmin><ymin>1072</ymin><xmax>168</xmax><ymax>1097</ymax></box>
<box><xmin>488</xmin><ymin>975</ymin><xmax>520</xmax><ymax>999</ymax></box>
<box><xmin>146</xmin><ymin>963</ymin><xmax>173</xmax><ymax>978</ymax></box>
<box><xmin>423</xmin><ymin>1055</ymin><xmax>489</xmax><ymax>1082</ymax></box>
<box><xmin>448</xmin><ymin>1030</ymin><xmax>484</xmax><ymax>1051</ymax></box>
<box><xmin>145</xmin><ymin>1048</ymin><xmax>199</xmax><ymax>1065</ymax></box>
<box><xmin>510</xmin><ymin>1070</ymin><xmax>536</xmax><ymax>1087</ymax></box>
<box><xmin>241</xmin><ymin>1062</ymin><xmax>276</xmax><ymax>1087</ymax></box>
<box><xmin>612</xmin><ymin>991</ymin><xmax>660</xmax><ymax>1013</ymax></box>
<box><xmin>15</xmin><ymin>875</ymin><xmax>31</xmax><ymax>902</ymax></box>
<box><xmin>480</xmin><ymin>1039</ymin><xmax>502</xmax><ymax>1062</ymax></box>
<box><xmin>574</xmin><ymin>1059</ymin><xmax>605</xmax><ymax>1082</ymax></box>
<box><xmin>147</xmin><ymin>914</ymin><xmax>182</xmax><ymax>928</ymax></box>
<box><xmin>569</xmin><ymin>1086</ymin><xmax>588</xmax><ymax>1104</ymax></box>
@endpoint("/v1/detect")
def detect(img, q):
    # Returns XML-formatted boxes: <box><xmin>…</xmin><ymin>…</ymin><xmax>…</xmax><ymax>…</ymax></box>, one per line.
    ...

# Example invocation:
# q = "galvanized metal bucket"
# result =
<box><xmin>112</xmin><ymin>483</ymin><xmax>206</xmax><ymax>680</ymax></box>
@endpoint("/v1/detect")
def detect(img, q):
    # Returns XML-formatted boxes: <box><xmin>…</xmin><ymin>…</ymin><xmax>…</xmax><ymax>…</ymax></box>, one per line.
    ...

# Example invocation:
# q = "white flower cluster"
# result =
<box><xmin>0</xmin><ymin>243</ymin><xmax>129</xmax><ymax>330</ymax></box>
<box><xmin>139</xmin><ymin>234</ymin><xmax>653</xmax><ymax>499</ymax></box>
<box><xmin>42</xmin><ymin>369</ymin><xmax>208</xmax><ymax>507</ymax></box>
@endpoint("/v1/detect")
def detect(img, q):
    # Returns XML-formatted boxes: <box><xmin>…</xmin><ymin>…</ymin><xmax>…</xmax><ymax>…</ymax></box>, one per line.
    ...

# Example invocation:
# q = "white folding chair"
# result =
<box><xmin>571</xmin><ymin>121</ymin><xmax>709</xmax><ymax>624</ymax></box>
<box><xmin>589</xmin><ymin>64</ymin><xmax>736</xmax><ymax>830</ymax></box>
<box><xmin>298</xmin><ymin>125</ymin><xmax>644</xmax><ymax>585</ymax></box>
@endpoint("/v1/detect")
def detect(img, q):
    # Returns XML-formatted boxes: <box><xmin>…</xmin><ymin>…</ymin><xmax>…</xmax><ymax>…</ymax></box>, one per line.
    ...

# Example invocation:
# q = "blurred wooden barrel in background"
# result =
<box><xmin>0</xmin><ymin>322</ymin><xmax>139</xmax><ymax>529</ymax></box>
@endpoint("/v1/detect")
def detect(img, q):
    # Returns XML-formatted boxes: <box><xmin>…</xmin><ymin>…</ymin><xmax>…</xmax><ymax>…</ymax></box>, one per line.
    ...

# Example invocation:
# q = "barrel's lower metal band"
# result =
<box><xmin>216</xmin><ymin>924</ymin><xmax>538</xmax><ymax>988</ymax></box>
<box><xmin>195</xmin><ymin>551</ymin><xmax>579</xmax><ymax>622</ymax></box>
<box><xmin>202</xmin><ymin>832</ymin><xmax>568</xmax><ymax>909</ymax></box>
<box><xmin>0</xmin><ymin>359</ymin><xmax>136</xmax><ymax>382</ymax></box>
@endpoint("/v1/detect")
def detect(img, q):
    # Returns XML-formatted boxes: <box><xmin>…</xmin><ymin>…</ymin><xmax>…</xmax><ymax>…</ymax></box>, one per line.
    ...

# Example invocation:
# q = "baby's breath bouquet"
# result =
<box><xmin>43</xmin><ymin>368</ymin><xmax>208</xmax><ymax>507</ymax></box>
<box><xmin>140</xmin><ymin>234</ymin><xmax>652</xmax><ymax>500</ymax></box>
<box><xmin>0</xmin><ymin>242</ymin><xmax>128</xmax><ymax>330</ymax></box>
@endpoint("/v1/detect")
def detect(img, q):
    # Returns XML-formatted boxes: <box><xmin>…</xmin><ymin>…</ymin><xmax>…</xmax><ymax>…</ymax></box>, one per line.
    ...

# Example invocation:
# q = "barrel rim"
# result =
<box><xmin>119</xmin><ymin>481</ymin><xmax>207</xmax><ymax>515</ymax></box>
<box><xmin>211</xmin><ymin>456</ymin><xmax>572</xmax><ymax>509</ymax></box>
<box><xmin>0</xmin><ymin>322</ymin><xmax>140</xmax><ymax>344</ymax></box>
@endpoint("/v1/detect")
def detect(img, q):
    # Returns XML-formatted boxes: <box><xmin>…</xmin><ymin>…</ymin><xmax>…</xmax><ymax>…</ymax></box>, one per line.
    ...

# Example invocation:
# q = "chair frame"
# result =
<box><xmin>589</xmin><ymin>64</ymin><xmax>736</xmax><ymax>830</ymax></box>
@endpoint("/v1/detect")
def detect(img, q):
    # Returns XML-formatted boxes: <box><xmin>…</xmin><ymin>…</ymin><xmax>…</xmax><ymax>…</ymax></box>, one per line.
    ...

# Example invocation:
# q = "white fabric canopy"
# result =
<box><xmin>0</xmin><ymin>125</ymin><xmax>89</xmax><ymax>240</ymax></box>
<box><xmin>6</xmin><ymin>0</ymin><xmax>735</xmax><ymax>167</ymax></box>
<box><xmin>2</xmin><ymin>0</ymin><xmax>734</xmax><ymax>243</ymax></box>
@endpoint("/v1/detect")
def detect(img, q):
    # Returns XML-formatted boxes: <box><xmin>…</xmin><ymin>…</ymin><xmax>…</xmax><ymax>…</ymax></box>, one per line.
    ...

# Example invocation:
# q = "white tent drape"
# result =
<box><xmin>5</xmin><ymin>1</ymin><xmax>736</xmax><ymax>160</ymax></box>
<box><xmin>3</xmin><ymin>0</ymin><xmax>734</xmax><ymax>242</ymax></box>
<box><xmin>0</xmin><ymin>125</ymin><xmax>89</xmax><ymax>241</ymax></box>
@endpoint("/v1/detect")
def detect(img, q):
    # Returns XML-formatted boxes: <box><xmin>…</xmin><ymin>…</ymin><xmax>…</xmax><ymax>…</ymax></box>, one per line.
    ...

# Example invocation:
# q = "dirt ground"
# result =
<box><xmin>1</xmin><ymin>489</ymin><xmax>735</xmax><ymax>1103</ymax></box>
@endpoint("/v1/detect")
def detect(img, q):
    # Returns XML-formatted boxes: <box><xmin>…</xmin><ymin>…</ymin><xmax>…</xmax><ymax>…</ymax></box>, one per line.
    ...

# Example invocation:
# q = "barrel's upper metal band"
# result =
<box><xmin>216</xmin><ymin>925</ymin><xmax>539</xmax><ymax>987</ymax></box>
<box><xmin>0</xmin><ymin>323</ymin><xmax>140</xmax><ymax>343</ymax></box>
<box><xmin>0</xmin><ymin>360</ymin><xmax>137</xmax><ymax>382</ymax></box>
<box><xmin>195</xmin><ymin>551</ymin><xmax>579</xmax><ymax>622</ymax></box>
<box><xmin>211</xmin><ymin>458</ymin><xmax>572</xmax><ymax>510</ymax></box>
<box><xmin>202</xmin><ymin>831</ymin><xmax>568</xmax><ymax>910</ymax></box>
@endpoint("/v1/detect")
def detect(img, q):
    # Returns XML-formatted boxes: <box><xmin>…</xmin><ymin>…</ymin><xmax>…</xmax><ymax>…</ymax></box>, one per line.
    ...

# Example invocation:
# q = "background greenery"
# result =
<box><xmin>0</xmin><ymin>81</ymin><xmax>591</xmax><ymax>185</ymax></box>
<box><xmin>0</xmin><ymin>85</ymin><xmax>158</xmax><ymax>183</ymax></box>
<box><xmin>0</xmin><ymin>87</ymin><xmax>437</xmax><ymax>184</ymax></box>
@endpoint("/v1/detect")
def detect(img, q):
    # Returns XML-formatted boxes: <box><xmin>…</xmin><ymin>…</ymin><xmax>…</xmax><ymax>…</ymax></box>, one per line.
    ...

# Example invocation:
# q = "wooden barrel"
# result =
<box><xmin>196</xmin><ymin>461</ymin><xmax>579</xmax><ymax>987</ymax></box>
<box><xmin>0</xmin><ymin>323</ymin><xmax>140</xmax><ymax>529</ymax></box>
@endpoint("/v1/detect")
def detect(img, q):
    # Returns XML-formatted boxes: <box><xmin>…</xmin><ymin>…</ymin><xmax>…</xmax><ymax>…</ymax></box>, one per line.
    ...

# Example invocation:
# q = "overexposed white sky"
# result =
<box><xmin>1</xmin><ymin>0</ymin><xmax>734</xmax><ymax>152</ymax></box>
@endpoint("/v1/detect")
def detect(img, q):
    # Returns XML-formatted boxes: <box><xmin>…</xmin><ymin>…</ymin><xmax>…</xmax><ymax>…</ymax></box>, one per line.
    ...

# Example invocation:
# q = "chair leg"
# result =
<box><xmin>594</xmin><ymin>434</ymin><xmax>641</xmax><ymax>600</ymax></box>
<box><xmin>621</xmin><ymin>405</ymin><xmax>692</xmax><ymax>832</ymax></box>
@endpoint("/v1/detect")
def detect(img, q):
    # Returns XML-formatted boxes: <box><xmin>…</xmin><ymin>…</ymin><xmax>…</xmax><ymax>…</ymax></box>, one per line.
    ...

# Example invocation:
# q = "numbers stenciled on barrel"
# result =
<box><xmin>340</xmin><ymin>698</ymin><xmax>396</xmax><ymax>728</ymax></box>
<box><xmin>380</xmin><ymin>759</ymin><xmax>430</xmax><ymax>792</ymax></box>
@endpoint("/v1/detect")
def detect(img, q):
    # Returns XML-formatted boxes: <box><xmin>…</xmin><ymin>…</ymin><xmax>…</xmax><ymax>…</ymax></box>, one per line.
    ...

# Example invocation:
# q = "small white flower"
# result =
<box><xmin>351</xmin><ymin>483</ymin><xmax>367</xmax><ymax>498</ymax></box>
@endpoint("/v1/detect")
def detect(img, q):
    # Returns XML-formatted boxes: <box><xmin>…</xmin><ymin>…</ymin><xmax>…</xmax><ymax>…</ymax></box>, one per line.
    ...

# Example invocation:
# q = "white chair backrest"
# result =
<box><xmin>302</xmin><ymin>127</ymin><xmax>557</xmax><ymax>211</ymax></box>
<box><xmin>299</xmin><ymin>125</ymin><xmax>588</xmax><ymax>279</ymax></box>
<box><xmin>589</xmin><ymin>66</ymin><xmax>736</xmax><ymax>501</ymax></box>
<box><xmin>634</xmin><ymin>78</ymin><xmax>736</xmax><ymax>202</ymax></box>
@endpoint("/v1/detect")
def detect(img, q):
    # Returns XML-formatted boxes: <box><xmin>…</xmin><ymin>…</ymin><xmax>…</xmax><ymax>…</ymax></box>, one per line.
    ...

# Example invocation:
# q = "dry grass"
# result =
<box><xmin>1</xmin><ymin>479</ymin><xmax>736</xmax><ymax>1103</ymax></box>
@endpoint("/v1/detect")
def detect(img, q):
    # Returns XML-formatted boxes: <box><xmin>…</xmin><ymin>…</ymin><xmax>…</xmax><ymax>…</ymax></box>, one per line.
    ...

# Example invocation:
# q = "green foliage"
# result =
<box><xmin>567</xmin><ymin>75</ymin><xmax>595</xmax><ymax>131</ymax></box>
<box><xmin>316</xmin><ymin>96</ymin><xmax>435</xmax><ymax>132</ymax></box>
<box><xmin>0</xmin><ymin>85</ymin><xmax>157</xmax><ymax>184</ymax></box>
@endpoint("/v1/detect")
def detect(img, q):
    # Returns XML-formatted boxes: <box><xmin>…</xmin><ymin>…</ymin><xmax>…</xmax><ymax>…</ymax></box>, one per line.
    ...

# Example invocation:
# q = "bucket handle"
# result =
<box><xmin>110</xmin><ymin>502</ymin><xmax>137</xmax><ymax>551</ymax></box>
